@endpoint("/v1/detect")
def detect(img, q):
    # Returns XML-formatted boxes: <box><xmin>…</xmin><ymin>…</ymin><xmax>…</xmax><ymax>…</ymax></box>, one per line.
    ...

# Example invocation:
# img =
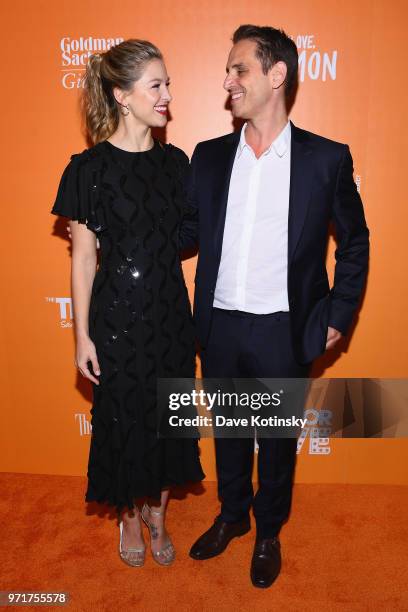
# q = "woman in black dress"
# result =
<box><xmin>51</xmin><ymin>39</ymin><xmax>204</xmax><ymax>567</ymax></box>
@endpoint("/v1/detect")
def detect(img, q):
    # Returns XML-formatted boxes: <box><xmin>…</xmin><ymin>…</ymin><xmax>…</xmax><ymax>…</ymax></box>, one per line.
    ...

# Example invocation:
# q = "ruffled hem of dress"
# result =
<box><xmin>85</xmin><ymin>470</ymin><xmax>206</xmax><ymax>515</ymax></box>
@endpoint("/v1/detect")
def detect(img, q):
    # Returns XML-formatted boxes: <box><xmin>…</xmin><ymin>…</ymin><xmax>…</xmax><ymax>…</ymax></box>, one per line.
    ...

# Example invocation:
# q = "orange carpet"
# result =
<box><xmin>1</xmin><ymin>473</ymin><xmax>407</xmax><ymax>611</ymax></box>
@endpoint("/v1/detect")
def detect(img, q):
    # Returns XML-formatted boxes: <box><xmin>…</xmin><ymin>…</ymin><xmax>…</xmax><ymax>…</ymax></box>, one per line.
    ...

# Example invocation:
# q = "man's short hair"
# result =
<box><xmin>232</xmin><ymin>25</ymin><xmax>298</xmax><ymax>97</ymax></box>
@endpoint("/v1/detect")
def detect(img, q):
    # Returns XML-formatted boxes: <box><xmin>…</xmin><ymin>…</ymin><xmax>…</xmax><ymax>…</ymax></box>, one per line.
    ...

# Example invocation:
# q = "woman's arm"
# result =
<box><xmin>70</xmin><ymin>220</ymin><xmax>101</xmax><ymax>385</ymax></box>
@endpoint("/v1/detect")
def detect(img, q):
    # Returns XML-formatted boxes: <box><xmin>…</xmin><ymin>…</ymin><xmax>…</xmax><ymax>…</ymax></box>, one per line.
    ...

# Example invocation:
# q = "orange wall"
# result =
<box><xmin>1</xmin><ymin>0</ymin><xmax>407</xmax><ymax>484</ymax></box>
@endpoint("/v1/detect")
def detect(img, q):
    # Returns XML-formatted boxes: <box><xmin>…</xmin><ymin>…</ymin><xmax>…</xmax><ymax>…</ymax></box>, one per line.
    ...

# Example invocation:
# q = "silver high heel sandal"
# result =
<box><xmin>141</xmin><ymin>503</ymin><xmax>175</xmax><ymax>566</ymax></box>
<box><xmin>118</xmin><ymin>519</ymin><xmax>146</xmax><ymax>567</ymax></box>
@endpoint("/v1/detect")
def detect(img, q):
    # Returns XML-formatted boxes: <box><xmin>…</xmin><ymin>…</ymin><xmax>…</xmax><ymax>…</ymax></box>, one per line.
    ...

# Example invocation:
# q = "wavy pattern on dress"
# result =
<box><xmin>165</xmin><ymin>147</ymin><xmax>195</xmax><ymax>374</ymax></box>
<box><xmin>66</xmin><ymin>140</ymin><xmax>206</xmax><ymax>513</ymax></box>
<box><xmin>151</xmin><ymin>152</ymin><xmax>173</xmax><ymax>372</ymax></box>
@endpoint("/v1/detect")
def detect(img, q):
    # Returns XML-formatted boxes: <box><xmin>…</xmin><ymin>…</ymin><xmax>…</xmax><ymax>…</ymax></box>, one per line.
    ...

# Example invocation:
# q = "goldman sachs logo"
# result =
<box><xmin>61</xmin><ymin>36</ymin><xmax>124</xmax><ymax>89</ymax></box>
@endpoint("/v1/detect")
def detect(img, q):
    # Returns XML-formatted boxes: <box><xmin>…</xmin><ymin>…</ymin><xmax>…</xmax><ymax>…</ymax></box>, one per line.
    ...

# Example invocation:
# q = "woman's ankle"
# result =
<box><xmin>122</xmin><ymin>508</ymin><xmax>141</xmax><ymax>523</ymax></box>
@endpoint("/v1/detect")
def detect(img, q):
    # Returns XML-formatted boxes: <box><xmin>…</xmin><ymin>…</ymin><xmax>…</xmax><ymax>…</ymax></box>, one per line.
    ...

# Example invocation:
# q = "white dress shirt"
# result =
<box><xmin>213</xmin><ymin>120</ymin><xmax>291</xmax><ymax>314</ymax></box>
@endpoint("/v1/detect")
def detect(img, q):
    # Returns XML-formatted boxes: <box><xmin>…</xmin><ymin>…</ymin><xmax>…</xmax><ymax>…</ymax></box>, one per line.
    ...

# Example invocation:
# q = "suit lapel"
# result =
<box><xmin>288</xmin><ymin>121</ymin><xmax>314</xmax><ymax>264</ymax></box>
<box><xmin>211</xmin><ymin>132</ymin><xmax>240</xmax><ymax>258</ymax></box>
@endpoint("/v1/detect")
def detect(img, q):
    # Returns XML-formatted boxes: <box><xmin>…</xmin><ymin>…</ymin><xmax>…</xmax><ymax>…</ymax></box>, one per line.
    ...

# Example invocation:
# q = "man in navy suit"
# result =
<box><xmin>181</xmin><ymin>25</ymin><xmax>369</xmax><ymax>588</ymax></box>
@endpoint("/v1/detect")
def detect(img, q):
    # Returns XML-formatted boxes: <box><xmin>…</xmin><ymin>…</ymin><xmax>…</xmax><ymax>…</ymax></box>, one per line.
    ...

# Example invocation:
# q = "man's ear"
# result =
<box><xmin>270</xmin><ymin>61</ymin><xmax>287</xmax><ymax>91</ymax></box>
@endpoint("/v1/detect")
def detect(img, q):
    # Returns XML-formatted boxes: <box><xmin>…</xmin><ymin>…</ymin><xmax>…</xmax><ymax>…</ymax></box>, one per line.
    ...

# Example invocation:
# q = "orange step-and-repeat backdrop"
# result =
<box><xmin>1</xmin><ymin>0</ymin><xmax>407</xmax><ymax>484</ymax></box>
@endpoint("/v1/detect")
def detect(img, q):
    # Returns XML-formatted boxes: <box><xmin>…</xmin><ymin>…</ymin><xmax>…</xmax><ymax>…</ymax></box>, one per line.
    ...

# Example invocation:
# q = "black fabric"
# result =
<box><xmin>201</xmin><ymin>307</ymin><xmax>310</xmax><ymax>538</ymax></box>
<box><xmin>51</xmin><ymin>139</ymin><xmax>205</xmax><ymax>513</ymax></box>
<box><xmin>183</xmin><ymin>122</ymin><xmax>370</xmax><ymax>364</ymax></box>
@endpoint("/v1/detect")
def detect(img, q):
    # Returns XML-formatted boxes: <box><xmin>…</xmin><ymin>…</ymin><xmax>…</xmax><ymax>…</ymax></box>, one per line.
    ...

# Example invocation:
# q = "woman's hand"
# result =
<box><xmin>75</xmin><ymin>335</ymin><xmax>101</xmax><ymax>385</ymax></box>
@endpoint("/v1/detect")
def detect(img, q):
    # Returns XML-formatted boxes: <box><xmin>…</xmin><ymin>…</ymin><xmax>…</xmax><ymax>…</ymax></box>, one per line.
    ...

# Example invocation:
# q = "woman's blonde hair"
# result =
<box><xmin>82</xmin><ymin>39</ymin><xmax>163</xmax><ymax>144</ymax></box>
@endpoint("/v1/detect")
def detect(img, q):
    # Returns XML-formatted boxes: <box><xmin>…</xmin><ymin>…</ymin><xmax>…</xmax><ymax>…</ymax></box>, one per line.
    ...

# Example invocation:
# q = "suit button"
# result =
<box><xmin>210</xmin><ymin>289</ymin><xmax>214</xmax><ymax>294</ymax></box>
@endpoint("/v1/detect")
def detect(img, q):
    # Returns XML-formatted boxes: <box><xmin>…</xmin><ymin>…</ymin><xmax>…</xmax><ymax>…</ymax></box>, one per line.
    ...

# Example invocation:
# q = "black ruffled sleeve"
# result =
<box><xmin>51</xmin><ymin>150</ymin><xmax>107</xmax><ymax>233</ymax></box>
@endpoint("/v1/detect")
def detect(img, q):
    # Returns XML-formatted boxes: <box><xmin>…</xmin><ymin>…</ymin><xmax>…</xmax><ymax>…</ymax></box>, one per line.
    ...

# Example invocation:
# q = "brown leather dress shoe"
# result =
<box><xmin>250</xmin><ymin>537</ymin><xmax>281</xmax><ymax>588</ymax></box>
<box><xmin>189</xmin><ymin>515</ymin><xmax>251</xmax><ymax>560</ymax></box>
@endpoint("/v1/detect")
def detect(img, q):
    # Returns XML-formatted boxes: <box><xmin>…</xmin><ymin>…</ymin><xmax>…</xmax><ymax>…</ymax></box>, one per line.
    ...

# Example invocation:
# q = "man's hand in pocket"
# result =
<box><xmin>326</xmin><ymin>326</ymin><xmax>342</xmax><ymax>350</ymax></box>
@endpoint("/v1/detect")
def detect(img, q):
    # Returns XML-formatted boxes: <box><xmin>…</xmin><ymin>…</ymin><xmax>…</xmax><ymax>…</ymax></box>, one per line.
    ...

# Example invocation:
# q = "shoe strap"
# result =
<box><xmin>119</xmin><ymin>520</ymin><xmax>145</xmax><ymax>553</ymax></box>
<box><xmin>154</xmin><ymin>542</ymin><xmax>174</xmax><ymax>555</ymax></box>
<box><xmin>144</xmin><ymin>503</ymin><xmax>165</xmax><ymax>516</ymax></box>
<box><xmin>123</xmin><ymin>546</ymin><xmax>145</xmax><ymax>553</ymax></box>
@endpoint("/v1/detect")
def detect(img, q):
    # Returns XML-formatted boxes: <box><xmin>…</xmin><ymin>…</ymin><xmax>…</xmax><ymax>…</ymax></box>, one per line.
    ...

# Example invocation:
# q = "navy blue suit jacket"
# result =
<box><xmin>179</xmin><ymin>122</ymin><xmax>369</xmax><ymax>364</ymax></box>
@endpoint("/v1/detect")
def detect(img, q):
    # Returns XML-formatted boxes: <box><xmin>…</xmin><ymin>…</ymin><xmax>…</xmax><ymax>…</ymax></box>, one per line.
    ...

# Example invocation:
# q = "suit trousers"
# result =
<box><xmin>200</xmin><ymin>307</ymin><xmax>311</xmax><ymax>538</ymax></box>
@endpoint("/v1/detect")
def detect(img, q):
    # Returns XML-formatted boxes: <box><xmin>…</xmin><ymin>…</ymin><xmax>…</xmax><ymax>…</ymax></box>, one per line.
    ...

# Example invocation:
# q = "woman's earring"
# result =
<box><xmin>115</xmin><ymin>97</ymin><xmax>130</xmax><ymax>116</ymax></box>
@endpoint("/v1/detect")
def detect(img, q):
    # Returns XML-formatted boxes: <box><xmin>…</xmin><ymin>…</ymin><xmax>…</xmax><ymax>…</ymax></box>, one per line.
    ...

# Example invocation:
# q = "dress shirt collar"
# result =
<box><xmin>237</xmin><ymin>119</ymin><xmax>291</xmax><ymax>159</ymax></box>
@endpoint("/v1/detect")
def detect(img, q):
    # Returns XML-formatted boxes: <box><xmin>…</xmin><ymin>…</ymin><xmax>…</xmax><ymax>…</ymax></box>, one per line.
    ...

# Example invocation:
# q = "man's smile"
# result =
<box><xmin>230</xmin><ymin>91</ymin><xmax>245</xmax><ymax>102</ymax></box>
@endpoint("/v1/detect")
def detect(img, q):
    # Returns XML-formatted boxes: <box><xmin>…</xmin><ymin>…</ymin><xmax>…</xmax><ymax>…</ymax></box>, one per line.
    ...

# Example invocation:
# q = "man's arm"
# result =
<box><xmin>179</xmin><ymin>145</ymin><xmax>199</xmax><ymax>252</ymax></box>
<box><xmin>328</xmin><ymin>144</ymin><xmax>370</xmax><ymax>336</ymax></box>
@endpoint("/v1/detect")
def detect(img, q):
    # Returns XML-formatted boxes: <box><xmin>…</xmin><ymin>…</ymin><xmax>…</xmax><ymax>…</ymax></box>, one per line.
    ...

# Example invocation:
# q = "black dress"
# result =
<box><xmin>51</xmin><ymin>139</ymin><xmax>205</xmax><ymax>513</ymax></box>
